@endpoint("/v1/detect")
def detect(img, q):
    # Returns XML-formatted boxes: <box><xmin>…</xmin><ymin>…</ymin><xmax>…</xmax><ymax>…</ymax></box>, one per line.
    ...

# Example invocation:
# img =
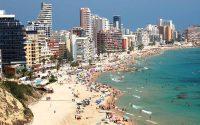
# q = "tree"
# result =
<box><xmin>42</xmin><ymin>58</ymin><xmax>46</xmax><ymax>73</ymax></box>
<box><xmin>56</xmin><ymin>64</ymin><xmax>60</xmax><ymax>71</ymax></box>
<box><xmin>138</xmin><ymin>44</ymin><xmax>144</xmax><ymax>50</ymax></box>
<box><xmin>70</xmin><ymin>61</ymin><xmax>79</xmax><ymax>67</ymax></box>
<box><xmin>67</xmin><ymin>53</ymin><xmax>73</xmax><ymax>62</ymax></box>
<box><xmin>128</xmin><ymin>46</ymin><xmax>134</xmax><ymax>51</ymax></box>
<box><xmin>149</xmin><ymin>41</ymin><xmax>156</xmax><ymax>46</ymax></box>
<box><xmin>42</xmin><ymin>58</ymin><xmax>46</xmax><ymax>65</ymax></box>
<box><xmin>21</xmin><ymin>67</ymin><xmax>28</xmax><ymax>77</ymax></box>
<box><xmin>50</xmin><ymin>55</ymin><xmax>57</xmax><ymax>63</ymax></box>
<box><xmin>89</xmin><ymin>59</ymin><xmax>92</xmax><ymax>65</ymax></box>
<box><xmin>48</xmin><ymin>75</ymin><xmax>57</xmax><ymax>83</ymax></box>
<box><xmin>26</xmin><ymin>71</ymin><xmax>34</xmax><ymax>80</ymax></box>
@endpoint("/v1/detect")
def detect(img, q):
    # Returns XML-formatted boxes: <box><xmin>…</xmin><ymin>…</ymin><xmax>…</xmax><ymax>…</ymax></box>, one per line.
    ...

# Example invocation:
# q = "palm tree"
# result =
<box><xmin>42</xmin><ymin>58</ymin><xmax>46</xmax><ymax>73</ymax></box>
<box><xmin>21</xmin><ymin>67</ymin><xmax>28</xmax><ymax>77</ymax></box>
<box><xmin>27</xmin><ymin>70</ymin><xmax>34</xmax><ymax>80</ymax></box>
<box><xmin>42</xmin><ymin>58</ymin><xmax>46</xmax><ymax>65</ymax></box>
<box><xmin>50</xmin><ymin>55</ymin><xmax>57</xmax><ymax>63</ymax></box>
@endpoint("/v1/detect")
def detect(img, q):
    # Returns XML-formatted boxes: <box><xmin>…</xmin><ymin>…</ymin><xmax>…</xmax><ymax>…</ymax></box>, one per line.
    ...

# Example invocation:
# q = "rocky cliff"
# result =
<box><xmin>0</xmin><ymin>81</ymin><xmax>44</xmax><ymax>125</ymax></box>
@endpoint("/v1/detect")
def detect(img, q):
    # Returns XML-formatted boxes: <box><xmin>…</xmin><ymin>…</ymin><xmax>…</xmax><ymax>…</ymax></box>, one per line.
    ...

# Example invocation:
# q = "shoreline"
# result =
<box><xmin>92</xmin><ymin>45</ymin><xmax>196</xmax><ymax>125</ymax></box>
<box><xmin>28</xmin><ymin>45</ymin><xmax>196</xmax><ymax>125</ymax></box>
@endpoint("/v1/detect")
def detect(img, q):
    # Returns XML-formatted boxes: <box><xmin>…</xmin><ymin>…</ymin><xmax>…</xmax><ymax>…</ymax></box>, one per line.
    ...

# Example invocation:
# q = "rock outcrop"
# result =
<box><xmin>0</xmin><ymin>87</ymin><xmax>26</xmax><ymax>124</ymax></box>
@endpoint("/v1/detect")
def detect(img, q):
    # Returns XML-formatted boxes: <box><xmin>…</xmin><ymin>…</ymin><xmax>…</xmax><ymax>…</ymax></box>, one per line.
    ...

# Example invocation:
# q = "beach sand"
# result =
<box><xmin>29</xmin><ymin>73</ymin><xmax>127</xmax><ymax>125</ymax></box>
<box><xmin>29</xmin><ymin>81</ymin><xmax>76</xmax><ymax>125</ymax></box>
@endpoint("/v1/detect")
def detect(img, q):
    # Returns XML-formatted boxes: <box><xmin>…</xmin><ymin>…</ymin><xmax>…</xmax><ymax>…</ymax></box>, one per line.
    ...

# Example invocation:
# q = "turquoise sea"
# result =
<box><xmin>97</xmin><ymin>48</ymin><xmax>200</xmax><ymax>125</ymax></box>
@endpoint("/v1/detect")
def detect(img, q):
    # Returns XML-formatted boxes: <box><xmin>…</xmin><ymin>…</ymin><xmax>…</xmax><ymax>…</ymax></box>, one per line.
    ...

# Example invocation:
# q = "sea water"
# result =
<box><xmin>97</xmin><ymin>48</ymin><xmax>200</xmax><ymax>125</ymax></box>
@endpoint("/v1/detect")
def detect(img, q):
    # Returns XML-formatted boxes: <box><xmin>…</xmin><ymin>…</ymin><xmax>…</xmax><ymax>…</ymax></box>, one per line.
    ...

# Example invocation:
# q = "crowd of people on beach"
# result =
<box><xmin>67</xmin><ymin>52</ymin><xmax>136</xmax><ymax>125</ymax></box>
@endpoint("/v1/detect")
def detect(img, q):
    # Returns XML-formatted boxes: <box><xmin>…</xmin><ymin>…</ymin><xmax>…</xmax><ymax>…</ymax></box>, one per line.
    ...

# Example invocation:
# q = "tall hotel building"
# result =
<box><xmin>158</xmin><ymin>19</ymin><xmax>175</xmax><ymax>42</ymax></box>
<box><xmin>25</xmin><ymin>28</ymin><xmax>40</xmax><ymax>68</ymax></box>
<box><xmin>186</xmin><ymin>26</ymin><xmax>200</xmax><ymax>45</ymax></box>
<box><xmin>113</xmin><ymin>15</ymin><xmax>121</xmax><ymax>31</ymax></box>
<box><xmin>37</xmin><ymin>2</ymin><xmax>52</xmax><ymax>38</ymax></box>
<box><xmin>97</xmin><ymin>30</ymin><xmax>123</xmax><ymax>54</ymax></box>
<box><xmin>80</xmin><ymin>8</ymin><xmax>92</xmax><ymax>38</ymax></box>
<box><xmin>0</xmin><ymin>10</ymin><xmax>26</xmax><ymax>67</ymax></box>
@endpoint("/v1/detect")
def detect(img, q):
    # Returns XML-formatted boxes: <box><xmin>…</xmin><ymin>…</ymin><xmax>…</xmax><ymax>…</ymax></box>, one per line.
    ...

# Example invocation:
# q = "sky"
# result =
<box><xmin>0</xmin><ymin>0</ymin><xmax>199</xmax><ymax>31</ymax></box>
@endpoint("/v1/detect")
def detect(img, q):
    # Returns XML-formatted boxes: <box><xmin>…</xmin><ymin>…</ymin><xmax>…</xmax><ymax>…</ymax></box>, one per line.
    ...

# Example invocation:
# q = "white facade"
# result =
<box><xmin>72</xmin><ymin>35</ymin><xmax>91</xmax><ymax>62</ymax></box>
<box><xmin>146</xmin><ymin>24</ymin><xmax>159</xmax><ymax>36</ymax></box>
<box><xmin>159</xmin><ymin>19</ymin><xmax>175</xmax><ymax>31</ymax></box>
<box><xmin>136</xmin><ymin>28</ymin><xmax>150</xmax><ymax>46</ymax></box>
<box><xmin>0</xmin><ymin>10</ymin><xmax>15</xmax><ymax>18</ymax></box>
<box><xmin>52</xmin><ymin>30</ymin><xmax>70</xmax><ymax>43</ymax></box>
<box><xmin>145</xmin><ymin>24</ymin><xmax>160</xmax><ymax>44</ymax></box>
<box><xmin>123</xmin><ymin>34</ymin><xmax>137</xmax><ymax>50</ymax></box>
<box><xmin>101</xmin><ymin>17</ymin><xmax>110</xmax><ymax>31</ymax></box>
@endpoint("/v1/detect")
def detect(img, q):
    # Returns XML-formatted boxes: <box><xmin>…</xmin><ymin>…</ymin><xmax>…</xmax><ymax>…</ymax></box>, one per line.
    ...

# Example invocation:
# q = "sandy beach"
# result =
<box><xmin>28</xmin><ymin>45</ymin><xmax>193</xmax><ymax>125</ymax></box>
<box><xmin>29</xmin><ymin>71</ymin><xmax>130</xmax><ymax>125</ymax></box>
<box><xmin>29</xmin><ymin>78</ymin><xmax>76</xmax><ymax>125</ymax></box>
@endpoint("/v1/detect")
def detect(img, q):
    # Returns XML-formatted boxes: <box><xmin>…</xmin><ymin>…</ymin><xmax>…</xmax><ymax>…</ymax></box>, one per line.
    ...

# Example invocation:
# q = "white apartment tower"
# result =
<box><xmin>37</xmin><ymin>2</ymin><xmax>52</xmax><ymax>38</ymax></box>
<box><xmin>159</xmin><ymin>19</ymin><xmax>175</xmax><ymax>31</ymax></box>
<box><xmin>80</xmin><ymin>8</ymin><xmax>92</xmax><ymax>38</ymax></box>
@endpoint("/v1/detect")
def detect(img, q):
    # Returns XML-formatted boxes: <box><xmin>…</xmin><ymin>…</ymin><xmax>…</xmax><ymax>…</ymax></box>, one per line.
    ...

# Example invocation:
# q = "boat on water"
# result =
<box><xmin>142</xmin><ymin>110</ymin><xmax>152</xmax><ymax>115</ymax></box>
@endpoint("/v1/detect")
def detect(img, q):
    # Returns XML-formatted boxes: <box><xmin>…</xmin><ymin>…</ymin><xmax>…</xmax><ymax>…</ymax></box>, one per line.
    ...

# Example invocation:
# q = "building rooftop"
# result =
<box><xmin>0</xmin><ymin>10</ymin><xmax>15</xmax><ymax>18</ymax></box>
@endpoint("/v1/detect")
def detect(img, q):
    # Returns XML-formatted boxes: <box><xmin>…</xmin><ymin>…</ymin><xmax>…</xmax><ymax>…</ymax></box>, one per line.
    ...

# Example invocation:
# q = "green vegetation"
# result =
<box><xmin>0</xmin><ymin>81</ymin><xmax>35</xmax><ymax>103</ymax></box>
<box><xmin>166</xmin><ymin>39</ymin><xmax>175</xmax><ymax>44</ymax></box>
<box><xmin>23</xmin><ymin>107</ymin><xmax>33</xmax><ymax>120</ymax></box>
<box><xmin>0</xmin><ymin>81</ymin><xmax>44</xmax><ymax>122</ymax></box>
<box><xmin>89</xmin><ymin>59</ymin><xmax>92</xmax><ymax>65</ymax></box>
<box><xmin>138</xmin><ymin>44</ymin><xmax>144</xmax><ymax>50</ymax></box>
<box><xmin>128</xmin><ymin>46</ymin><xmax>134</xmax><ymax>51</ymax></box>
<box><xmin>48</xmin><ymin>75</ymin><xmax>57</xmax><ymax>83</ymax></box>
<box><xmin>70</xmin><ymin>61</ymin><xmax>79</xmax><ymax>67</ymax></box>
<box><xmin>16</xmin><ymin>67</ymin><xmax>34</xmax><ymax>80</ymax></box>
<box><xmin>149</xmin><ymin>41</ymin><xmax>156</xmax><ymax>46</ymax></box>
<box><xmin>4</xmin><ymin>73</ymin><xmax>15</xmax><ymax>79</ymax></box>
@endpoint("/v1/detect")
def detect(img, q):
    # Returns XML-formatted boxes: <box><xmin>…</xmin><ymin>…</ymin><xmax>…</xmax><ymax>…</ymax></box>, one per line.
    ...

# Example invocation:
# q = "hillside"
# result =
<box><xmin>0</xmin><ymin>81</ymin><xmax>45</xmax><ymax>125</ymax></box>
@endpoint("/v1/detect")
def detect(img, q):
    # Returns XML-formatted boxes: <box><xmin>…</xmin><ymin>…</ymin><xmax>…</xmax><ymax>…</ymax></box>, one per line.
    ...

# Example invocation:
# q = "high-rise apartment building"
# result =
<box><xmin>159</xmin><ymin>19</ymin><xmax>175</xmax><ymax>30</ymax></box>
<box><xmin>52</xmin><ymin>30</ymin><xmax>70</xmax><ymax>59</ymax></box>
<box><xmin>97</xmin><ymin>30</ymin><xmax>122</xmax><ymax>54</ymax></box>
<box><xmin>92</xmin><ymin>15</ymin><xmax>110</xmax><ymax>48</ymax></box>
<box><xmin>113</xmin><ymin>15</ymin><xmax>121</xmax><ymax>31</ymax></box>
<box><xmin>122</xmin><ymin>34</ymin><xmax>137</xmax><ymax>51</ymax></box>
<box><xmin>186</xmin><ymin>26</ymin><xmax>200</xmax><ymax>45</ymax></box>
<box><xmin>158</xmin><ymin>19</ymin><xmax>175</xmax><ymax>43</ymax></box>
<box><xmin>71</xmin><ymin>35</ymin><xmax>91</xmax><ymax>62</ymax></box>
<box><xmin>135</xmin><ymin>28</ymin><xmax>150</xmax><ymax>47</ymax></box>
<box><xmin>48</xmin><ymin>39</ymin><xmax>59</xmax><ymax>57</ymax></box>
<box><xmin>0</xmin><ymin>10</ymin><xmax>26</xmax><ymax>67</ymax></box>
<box><xmin>101</xmin><ymin>17</ymin><xmax>110</xmax><ymax>31</ymax></box>
<box><xmin>145</xmin><ymin>24</ymin><xmax>160</xmax><ymax>43</ymax></box>
<box><xmin>25</xmin><ymin>29</ymin><xmax>40</xmax><ymax>68</ymax></box>
<box><xmin>0</xmin><ymin>50</ymin><xmax>2</xmax><ymax>77</ymax></box>
<box><xmin>26</xmin><ymin>21</ymin><xmax>50</xmax><ymax>62</ymax></box>
<box><xmin>80</xmin><ymin>8</ymin><xmax>92</xmax><ymax>38</ymax></box>
<box><xmin>37</xmin><ymin>2</ymin><xmax>52</xmax><ymax>38</ymax></box>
